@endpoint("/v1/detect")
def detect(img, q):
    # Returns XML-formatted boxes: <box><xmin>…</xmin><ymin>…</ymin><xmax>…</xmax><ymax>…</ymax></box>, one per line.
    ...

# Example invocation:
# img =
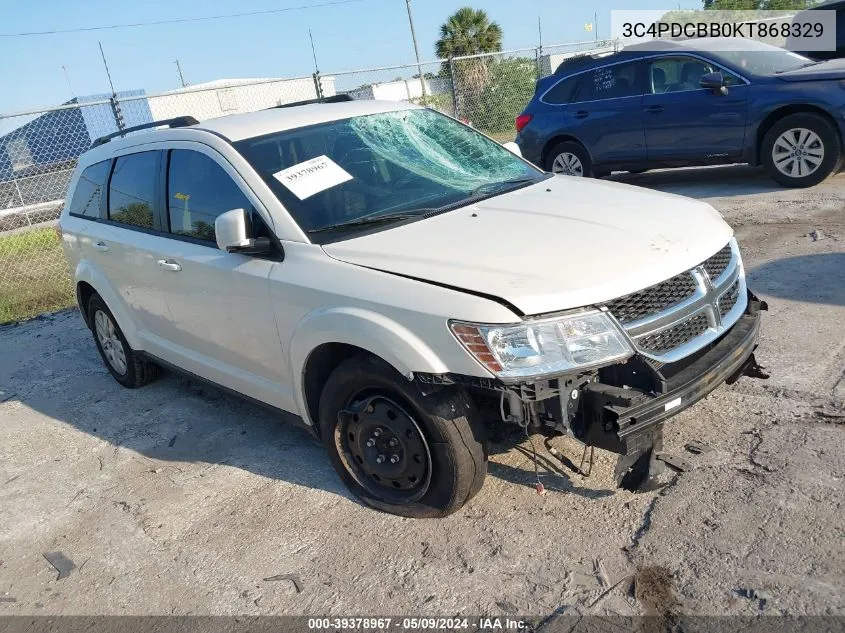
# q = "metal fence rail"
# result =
<box><xmin>0</xmin><ymin>38</ymin><xmax>618</xmax><ymax>323</ymax></box>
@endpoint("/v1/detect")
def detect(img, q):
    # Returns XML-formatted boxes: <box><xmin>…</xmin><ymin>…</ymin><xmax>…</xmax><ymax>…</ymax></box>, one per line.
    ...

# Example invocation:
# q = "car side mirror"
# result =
<box><xmin>700</xmin><ymin>72</ymin><xmax>728</xmax><ymax>95</ymax></box>
<box><xmin>215</xmin><ymin>208</ymin><xmax>271</xmax><ymax>255</ymax></box>
<box><xmin>502</xmin><ymin>141</ymin><xmax>522</xmax><ymax>157</ymax></box>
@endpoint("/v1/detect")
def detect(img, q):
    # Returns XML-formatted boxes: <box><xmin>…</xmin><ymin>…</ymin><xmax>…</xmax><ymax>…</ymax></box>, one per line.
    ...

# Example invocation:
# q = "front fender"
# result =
<box><xmin>74</xmin><ymin>259</ymin><xmax>143</xmax><ymax>351</ymax></box>
<box><xmin>288</xmin><ymin>307</ymin><xmax>452</xmax><ymax>426</ymax></box>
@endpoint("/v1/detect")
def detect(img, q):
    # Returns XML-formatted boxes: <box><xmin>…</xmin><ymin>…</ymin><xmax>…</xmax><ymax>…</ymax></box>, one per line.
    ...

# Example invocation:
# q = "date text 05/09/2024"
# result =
<box><xmin>306</xmin><ymin>617</ymin><xmax>529</xmax><ymax>630</ymax></box>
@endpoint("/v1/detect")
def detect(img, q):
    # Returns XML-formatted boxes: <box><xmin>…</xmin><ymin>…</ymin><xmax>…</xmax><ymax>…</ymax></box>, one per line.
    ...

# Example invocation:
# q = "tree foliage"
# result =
<box><xmin>702</xmin><ymin>0</ymin><xmax>819</xmax><ymax>8</ymax></box>
<box><xmin>435</xmin><ymin>7</ymin><xmax>503</xmax><ymax>59</ymax></box>
<box><xmin>461</xmin><ymin>57</ymin><xmax>536</xmax><ymax>134</ymax></box>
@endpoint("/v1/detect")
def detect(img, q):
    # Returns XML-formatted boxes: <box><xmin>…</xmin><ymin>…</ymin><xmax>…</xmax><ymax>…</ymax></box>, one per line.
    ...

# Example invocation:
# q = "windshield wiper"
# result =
<box><xmin>307</xmin><ymin>212</ymin><xmax>422</xmax><ymax>234</ymax></box>
<box><xmin>470</xmin><ymin>177</ymin><xmax>541</xmax><ymax>197</ymax></box>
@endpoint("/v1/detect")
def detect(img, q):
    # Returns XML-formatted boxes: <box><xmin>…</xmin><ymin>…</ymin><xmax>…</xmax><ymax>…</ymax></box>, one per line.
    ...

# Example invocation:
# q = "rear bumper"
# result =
<box><xmin>583</xmin><ymin>292</ymin><xmax>764</xmax><ymax>456</ymax></box>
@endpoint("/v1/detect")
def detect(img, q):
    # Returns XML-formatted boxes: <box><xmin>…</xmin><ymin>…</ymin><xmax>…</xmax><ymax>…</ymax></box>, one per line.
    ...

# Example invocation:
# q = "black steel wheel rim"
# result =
<box><xmin>335</xmin><ymin>393</ymin><xmax>432</xmax><ymax>503</ymax></box>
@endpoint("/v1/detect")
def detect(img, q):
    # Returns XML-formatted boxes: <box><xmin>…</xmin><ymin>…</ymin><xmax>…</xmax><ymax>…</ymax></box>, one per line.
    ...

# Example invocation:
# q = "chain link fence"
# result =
<box><xmin>0</xmin><ymin>38</ymin><xmax>618</xmax><ymax>323</ymax></box>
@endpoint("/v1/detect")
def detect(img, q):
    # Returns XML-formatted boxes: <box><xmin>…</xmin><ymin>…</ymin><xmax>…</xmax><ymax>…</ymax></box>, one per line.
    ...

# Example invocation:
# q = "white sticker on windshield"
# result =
<box><xmin>273</xmin><ymin>155</ymin><xmax>353</xmax><ymax>200</ymax></box>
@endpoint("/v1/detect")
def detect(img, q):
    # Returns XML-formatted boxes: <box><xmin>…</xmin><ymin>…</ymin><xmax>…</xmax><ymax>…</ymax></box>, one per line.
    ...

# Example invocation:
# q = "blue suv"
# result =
<box><xmin>516</xmin><ymin>38</ymin><xmax>845</xmax><ymax>188</ymax></box>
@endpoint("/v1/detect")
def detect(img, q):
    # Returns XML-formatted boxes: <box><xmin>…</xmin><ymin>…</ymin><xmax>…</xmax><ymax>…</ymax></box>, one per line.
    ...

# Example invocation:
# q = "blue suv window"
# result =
<box><xmin>572</xmin><ymin>61</ymin><xmax>640</xmax><ymax>103</ymax></box>
<box><xmin>544</xmin><ymin>76</ymin><xmax>579</xmax><ymax>105</ymax></box>
<box><xmin>649</xmin><ymin>57</ymin><xmax>741</xmax><ymax>94</ymax></box>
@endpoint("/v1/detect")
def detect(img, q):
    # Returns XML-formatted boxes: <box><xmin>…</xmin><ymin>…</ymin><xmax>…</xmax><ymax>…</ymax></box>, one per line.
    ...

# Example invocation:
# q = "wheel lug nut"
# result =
<box><xmin>373</xmin><ymin>428</ymin><xmax>382</xmax><ymax>437</ymax></box>
<box><xmin>366</xmin><ymin>439</ymin><xmax>375</xmax><ymax>447</ymax></box>
<box><xmin>376</xmin><ymin>454</ymin><xmax>385</xmax><ymax>464</ymax></box>
<box><xmin>390</xmin><ymin>455</ymin><xmax>399</xmax><ymax>464</ymax></box>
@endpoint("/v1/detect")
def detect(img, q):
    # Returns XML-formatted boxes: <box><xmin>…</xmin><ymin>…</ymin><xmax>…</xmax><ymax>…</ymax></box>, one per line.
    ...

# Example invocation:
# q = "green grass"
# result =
<box><xmin>0</xmin><ymin>226</ymin><xmax>75</xmax><ymax>324</ymax></box>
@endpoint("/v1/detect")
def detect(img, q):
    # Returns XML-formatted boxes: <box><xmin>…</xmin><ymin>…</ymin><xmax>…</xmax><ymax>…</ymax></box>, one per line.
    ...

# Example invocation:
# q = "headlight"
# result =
<box><xmin>450</xmin><ymin>310</ymin><xmax>633</xmax><ymax>381</ymax></box>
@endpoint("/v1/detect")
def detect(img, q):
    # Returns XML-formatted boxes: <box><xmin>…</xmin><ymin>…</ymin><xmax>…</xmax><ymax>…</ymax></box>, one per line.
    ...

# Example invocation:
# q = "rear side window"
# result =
<box><xmin>167</xmin><ymin>150</ymin><xmax>253</xmax><ymax>242</ymax></box>
<box><xmin>67</xmin><ymin>160</ymin><xmax>110</xmax><ymax>218</ymax></box>
<box><xmin>544</xmin><ymin>76</ymin><xmax>579</xmax><ymax>105</ymax></box>
<box><xmin>108</xmin><ymin>152</ymin><xmax>158</xmax><ymax>229</ymax></box>
<box><xmin>572</xmin><ymin>61</ymin><xmax>640</xmax><ymax>102</ymax></box>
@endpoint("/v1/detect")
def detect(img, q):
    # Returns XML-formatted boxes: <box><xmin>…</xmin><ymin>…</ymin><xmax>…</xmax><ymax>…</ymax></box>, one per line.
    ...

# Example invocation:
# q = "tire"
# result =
<box><xmin>761</xmin><ymin>113</ymin><xmax>841</xmax><ymax>188</ymax></box>
<box><xmin>318</xmin><ymin>354</ymin><xmax>487</xmax><ymax>518</ymax></box>
<box><xmin>87</xmin><ymin>293</ymin><xmax>161</xmax><ymax>388</ymax></box>
<box><xmin>545</xmin><ymin>141</ymin><xmax>593</xmax><ymax>177</ymax></box>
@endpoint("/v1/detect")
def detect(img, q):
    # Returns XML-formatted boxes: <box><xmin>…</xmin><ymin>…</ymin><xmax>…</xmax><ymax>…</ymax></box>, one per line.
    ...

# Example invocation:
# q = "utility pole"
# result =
<box><xmin>99</xmin><ymin>41</ymin><xmax>125</xmax><ymax>131</ymax></box>
<box><xmin>61</xmin><ymin>65</ymin><xmax>75</xmax><ymax>97</ymax></box>
<box><xmin>405</xmin><ymin>0</ymin><xmax>427</xmax><ymax>103</ymax></box>
<box><xmin>174</xmin><ymin>59</ymin><xmax>186</xmax><ymax>88</ymax></box>
<box><xmin>309</xmin><ymin>29</ymin><xmax>320</xmax><ymax>73</ymax></box>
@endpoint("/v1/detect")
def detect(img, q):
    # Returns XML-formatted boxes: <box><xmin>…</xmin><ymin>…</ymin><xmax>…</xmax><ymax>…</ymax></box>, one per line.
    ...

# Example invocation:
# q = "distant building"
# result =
<box><xmin>0</xmin><ymin>77</ymin><xmax>338</xmax><ymax>210</ymax></box>
<box><xmin>145</xmin><ymin>76</ymin><xmax>337</xmax><ymax>121</ymax></box>
<box><xmin>345</xmin><ymin>77</ymin><xmax>450</xmax><ymax>102</ymax></box>
<box><xmin>539</xmin><ymin>46</ymin><xmax>616</xmax><ymax>77</ymax></box>
<box><xmin>0</xmin><ymin>90</ymin><xmax>151</xmax><ymax>183</ymax></box>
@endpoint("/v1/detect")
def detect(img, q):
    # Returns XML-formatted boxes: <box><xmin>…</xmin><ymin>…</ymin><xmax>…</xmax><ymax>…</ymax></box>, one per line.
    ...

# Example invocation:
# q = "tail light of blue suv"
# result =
<box><xmin>515</xmin><ymin>113</ymin><xmax>533</xmax><ymax>133</ymax></box>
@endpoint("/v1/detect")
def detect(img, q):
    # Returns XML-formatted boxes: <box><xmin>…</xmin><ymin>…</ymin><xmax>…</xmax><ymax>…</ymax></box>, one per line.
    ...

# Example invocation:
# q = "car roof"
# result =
<box><xmin>553</xmin><ymin>37</ymin><xmax>782</xmax><ymax>76</ymax></box>
<box><xmin>196</xmin><ymin>99</ymin><xmax>422</xmax><ymax>142</ymax></box>
<box><xmin>82</xmin><ymin>99</ymin><xmax>423</xmax><ymax>162</ymax></box>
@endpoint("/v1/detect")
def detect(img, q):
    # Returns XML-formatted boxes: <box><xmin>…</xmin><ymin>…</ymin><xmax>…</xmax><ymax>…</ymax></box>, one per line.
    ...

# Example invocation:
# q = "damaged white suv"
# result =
<box><xmin>60</xmin><ymin>97</ymin><xmax>766</xmax><ymax>517</ymax></box>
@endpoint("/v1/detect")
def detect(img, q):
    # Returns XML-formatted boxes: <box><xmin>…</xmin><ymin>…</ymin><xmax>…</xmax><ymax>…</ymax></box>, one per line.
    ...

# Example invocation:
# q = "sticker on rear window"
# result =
<box><xmin>272</xmin><ymin>155</ymin><xmax>352</xmax><ymax>200</ymax></box>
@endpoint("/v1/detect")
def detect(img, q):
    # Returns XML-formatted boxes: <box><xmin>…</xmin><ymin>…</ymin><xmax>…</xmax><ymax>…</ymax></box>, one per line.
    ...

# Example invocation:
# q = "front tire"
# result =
<box><xmin>762</xmin><ymin>113</ymin><xmax>841</xmax><ymax>188</ymax></box>
<box><xmin>546</xmin><ymin>141</ymin><xmax>592</xmax><ymax>177</ymax></box>
<box><xmin>87</xmin><ymin>294</ymin><xmax>160</xmax><ymax>388</ymax></box>
<box><xmin>318</xmin><ymin>354</ymin><xmax>487</xmax><ymax>518</ymax></box>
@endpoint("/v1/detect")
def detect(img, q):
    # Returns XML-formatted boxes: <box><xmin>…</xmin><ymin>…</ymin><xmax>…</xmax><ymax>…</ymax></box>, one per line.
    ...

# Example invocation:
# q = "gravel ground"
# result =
<box><xmin>0</xmin><ymin>165</ymin><xmax>843</xmax><ymax>620</ymax></box>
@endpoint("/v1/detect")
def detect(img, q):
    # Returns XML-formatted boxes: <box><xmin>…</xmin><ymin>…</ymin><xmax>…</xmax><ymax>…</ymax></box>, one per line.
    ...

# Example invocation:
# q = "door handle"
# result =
<box><xmin>93</xmin><ymin>241</ymin><xmax>109</xmax><ymax>252</ymax></box>
<box><xmin>157</xmin><ymin>259</ymin><xmax>182</xmax><ymax>272</ymax></box>
<box><xmin>573</xmin><ymin>110</ymin><xmax>589</xmax><ymax>119</ymax></box>
<box><xmin>645</xmin><ymin>105</ymin><xmax>664</xmax><ymax>114</ymax></box>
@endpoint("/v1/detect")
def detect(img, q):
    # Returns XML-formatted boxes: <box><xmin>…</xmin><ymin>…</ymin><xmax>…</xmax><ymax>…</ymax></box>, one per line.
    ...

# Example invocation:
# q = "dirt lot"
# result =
<box><xmin>0</xmin><ymin>165</ymin><xmax>843</xmax><ymax>620</ymax></box>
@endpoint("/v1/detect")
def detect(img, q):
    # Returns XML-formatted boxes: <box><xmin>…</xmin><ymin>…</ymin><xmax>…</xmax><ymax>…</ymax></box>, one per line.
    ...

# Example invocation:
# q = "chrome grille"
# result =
<box><xmin>604</xmin><ymin>239</ymin><xmax>747</xmax><ymax>362</ymax></box>
<box><xmin>605</xmin><ymin>272</ymin><xmax>697</xmax><ymax>324</ymax></box>
<box><xmin>718</xmin><ymin>280</ymin><xmax>740</xmax><ymax>318</ymax></box>
<box><xmin>637</xmin><ymin>313</ymin><xmax>710</xmax><ymax>355</ymax></box>
<box><xmin>702</xmin><ymin>244</ymin><xmax>732</xmax><ymax>281</ymax></box>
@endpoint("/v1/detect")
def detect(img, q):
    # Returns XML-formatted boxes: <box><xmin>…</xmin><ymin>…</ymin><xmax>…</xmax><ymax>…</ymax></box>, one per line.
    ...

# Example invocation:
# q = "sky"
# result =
<box><xmin>0</xmin><ymin>0</ymin><xmax>701</xmax><ymax>114</ymax></box>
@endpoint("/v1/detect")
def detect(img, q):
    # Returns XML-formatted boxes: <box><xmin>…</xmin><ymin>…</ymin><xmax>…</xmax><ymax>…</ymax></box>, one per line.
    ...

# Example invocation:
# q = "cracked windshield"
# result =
<box><xmin>235</xmin><ymin>108</ymin><xmax>542</xmax><ymax>235</ymax></box>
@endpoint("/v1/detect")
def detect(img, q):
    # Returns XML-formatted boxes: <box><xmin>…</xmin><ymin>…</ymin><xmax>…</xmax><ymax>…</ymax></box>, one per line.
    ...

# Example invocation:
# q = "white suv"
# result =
<box><xmin>60</xmin><ymin>97</ymin><xmax>766</xmax><ymax>517</ymax></box>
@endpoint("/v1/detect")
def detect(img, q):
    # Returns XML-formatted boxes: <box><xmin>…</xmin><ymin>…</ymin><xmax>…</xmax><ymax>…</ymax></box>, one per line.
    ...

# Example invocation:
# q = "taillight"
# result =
<box><xmin>515</xmin><ymin>113</ymin><xmax>533</xmax><ymax>133</ymax></box>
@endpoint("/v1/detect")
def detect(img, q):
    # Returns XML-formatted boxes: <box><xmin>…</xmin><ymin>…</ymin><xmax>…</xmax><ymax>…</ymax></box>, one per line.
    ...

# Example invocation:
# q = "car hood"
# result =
<box><xmin>322</xmin><ymin>176</ymin><xmax>733</xmax><ymax>316</ymax></box>
<box><xmin>775</xmin><ymin>59</ymin><xmax>845</xmax><ymax>81</ymax></box>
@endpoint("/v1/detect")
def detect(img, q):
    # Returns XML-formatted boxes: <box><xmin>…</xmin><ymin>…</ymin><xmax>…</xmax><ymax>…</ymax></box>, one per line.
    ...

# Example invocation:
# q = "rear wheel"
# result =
<box><xmin>318</xmin><ymin>354</ymin><xmax>487</xmax><ymax>518</ymax></box>
<box><xmin>762</xmin><ymin>113</ymin><xmax>841</xmax><ymax>188</ymax></box>
<box><xmin>87</xmin><ymin>294</ymin><xmax>160</xmax><ymax>388</ymax></box>
<box><xmin>546</xmin><ymin>141</ymin><xmax>592</xmax><ymax>177</ymax></box>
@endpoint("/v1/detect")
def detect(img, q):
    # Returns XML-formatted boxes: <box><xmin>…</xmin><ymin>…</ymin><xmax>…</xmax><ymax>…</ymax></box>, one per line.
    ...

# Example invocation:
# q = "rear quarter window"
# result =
<box><xmin>108</xmin><ymin>152</ymin><xmax>159</xmax><ymax>230</ymax></box>
<box><xmin>543</xmin><ymin>76</ymin><xmax>579</xmax><ymax>105</ymax></box>
<box><xmin>572</xmin><ymin>61</ymin><xmax>640</xmax><ymax>102</ymax></box>
<box><xmin>67</xmin><ymin>160</ymin><xmax>110</xmax><ymax>218</ymax></box>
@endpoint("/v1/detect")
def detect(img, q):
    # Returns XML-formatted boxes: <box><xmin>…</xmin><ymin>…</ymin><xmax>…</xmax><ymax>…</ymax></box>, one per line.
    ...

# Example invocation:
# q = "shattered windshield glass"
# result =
<box><xmin>234</xmin><ymin>108</ymin><xmax>544</xmax><ymax>238</ymax></box>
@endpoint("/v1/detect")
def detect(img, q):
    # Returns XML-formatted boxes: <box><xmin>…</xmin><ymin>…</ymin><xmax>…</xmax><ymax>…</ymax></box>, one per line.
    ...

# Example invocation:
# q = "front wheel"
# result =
<box><xmin>761</xmin><ymin>113</ymin><xmax>841</xmax><ymax>188</ymax></box>
<box><xmin>545</xmin><ymin>141</ymin><xmax>592</xmax><ymax>177</ymax></box>
<box><xmin>318</xmin><ymin>354</ymin><xmax>487</xmax><ymax>518</ymax></box>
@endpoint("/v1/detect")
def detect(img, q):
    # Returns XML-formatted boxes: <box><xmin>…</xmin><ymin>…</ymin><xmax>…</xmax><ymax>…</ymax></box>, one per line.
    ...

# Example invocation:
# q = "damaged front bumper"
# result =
<box><xmin>417</xmin><ymin>291</ymin><xmax>767</xmax><ymax>486</ymax></box>
<box><xmin>582</xmin><ymin>292</ymin><xmax>766</xmax><ymax>458</ymax></box>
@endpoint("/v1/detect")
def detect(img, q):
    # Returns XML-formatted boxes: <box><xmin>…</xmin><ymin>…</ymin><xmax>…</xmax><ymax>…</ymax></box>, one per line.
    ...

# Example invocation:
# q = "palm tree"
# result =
<box><xmin>436</xmin><ymin>8</ymin><xmax>503</xmax><ymax>115</ymax></box>
<box><xmin>435</xmin><ymin>8</ymin><xmax>503</xmax><ymax>59</ymax></box>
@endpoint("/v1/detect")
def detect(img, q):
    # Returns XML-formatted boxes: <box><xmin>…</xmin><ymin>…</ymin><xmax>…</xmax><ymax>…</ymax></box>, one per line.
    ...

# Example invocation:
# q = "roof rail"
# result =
<box><xmin>90</xmin><ymin>115</ymin><xmax>199</xmax><ymax>149</ymax></box>
<box><xmin>270</xmin><ymin>94</ymin><xmax>355</xmax><ymax>109</ymax></box>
